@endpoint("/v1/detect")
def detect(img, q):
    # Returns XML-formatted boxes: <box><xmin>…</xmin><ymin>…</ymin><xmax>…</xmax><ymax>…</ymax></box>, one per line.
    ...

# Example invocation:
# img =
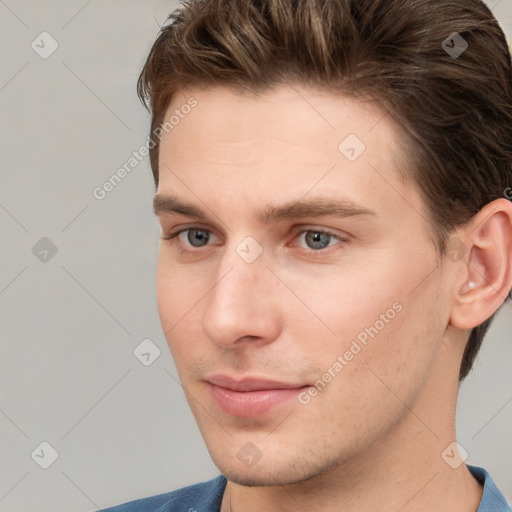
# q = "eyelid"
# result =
<box><xmin>288</xmin><ymin>226</ymin><xmax>349</xmax><ymax>252</ymax></box>
<box><xmin>289</xmin><ymin>225</ymin><xmax>347</xmax><ymax>240</ymax></box>
<box><xmin>162</xmin><ymin>223</ymin><xmax>219</xmax><ymax>241</ymax></box>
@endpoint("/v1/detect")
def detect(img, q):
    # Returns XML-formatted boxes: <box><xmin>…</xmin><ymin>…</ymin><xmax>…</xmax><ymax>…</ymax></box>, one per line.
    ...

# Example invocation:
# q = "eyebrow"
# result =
<box><xmin>153</xmin><ymin>193</ymin><xmax>376</xmax><ymax>224</ymax></box>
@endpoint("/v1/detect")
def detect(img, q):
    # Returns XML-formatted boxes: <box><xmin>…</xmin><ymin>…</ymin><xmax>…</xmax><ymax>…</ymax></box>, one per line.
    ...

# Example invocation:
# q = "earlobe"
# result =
<box><xmin>450</xmin><ymin>198</ymin><xmax>512</xmax><ymax>330</ymax></box>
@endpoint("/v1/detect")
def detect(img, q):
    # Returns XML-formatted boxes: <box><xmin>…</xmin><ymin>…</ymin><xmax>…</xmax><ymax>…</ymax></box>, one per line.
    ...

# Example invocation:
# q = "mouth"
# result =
<box><xmin>205</xmin><ymin>374</ymin><xmax>310</xmax><ymax>418</ymax></box>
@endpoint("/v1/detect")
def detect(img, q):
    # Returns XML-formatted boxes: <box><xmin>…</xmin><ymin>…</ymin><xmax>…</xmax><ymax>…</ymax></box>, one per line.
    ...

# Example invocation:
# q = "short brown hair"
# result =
<box><xmin>138</xmin><ymin>0</ymin><xmax>512</xmax><ymax>381</ymax></box>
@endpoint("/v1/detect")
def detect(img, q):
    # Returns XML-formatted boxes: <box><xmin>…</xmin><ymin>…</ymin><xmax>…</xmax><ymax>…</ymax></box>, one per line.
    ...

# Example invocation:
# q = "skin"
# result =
<box><xmin>154</xmin><ymin>84</ymin><xmax>512</xmax><ymax>512</ymax></box>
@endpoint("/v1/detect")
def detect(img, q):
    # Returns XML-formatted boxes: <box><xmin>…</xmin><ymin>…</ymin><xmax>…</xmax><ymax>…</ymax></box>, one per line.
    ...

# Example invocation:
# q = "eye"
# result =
<box><xmin>163</xmin><ymin>227</ymin><xmax>216</xmax><ymax>248</ymax></box>
<box><xmin>292</xmin><ymin>229</ymin><xmax>345</xmax><ymax>251</ymax></box>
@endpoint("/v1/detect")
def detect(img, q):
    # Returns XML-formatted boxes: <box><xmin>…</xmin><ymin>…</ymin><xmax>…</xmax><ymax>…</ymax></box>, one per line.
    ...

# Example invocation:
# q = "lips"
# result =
<box><xmin>206</xmin><ymin>374</ymin><xmax>309</xmax><ymax>417</ymax></box>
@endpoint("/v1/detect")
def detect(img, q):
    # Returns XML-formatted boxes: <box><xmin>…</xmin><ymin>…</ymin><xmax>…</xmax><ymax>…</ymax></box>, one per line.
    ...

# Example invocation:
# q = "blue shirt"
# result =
<box><xmin>96</xmin><ymin>464</ymin><xmax>511</xmax><ymax>511</ymax></box>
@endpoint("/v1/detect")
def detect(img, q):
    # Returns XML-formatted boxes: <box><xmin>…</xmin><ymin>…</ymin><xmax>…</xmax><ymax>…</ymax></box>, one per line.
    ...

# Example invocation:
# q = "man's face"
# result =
<box><xmin>155</xmin><ymin>85</ymin><xmax>453</xmax><ymax>485</ymax></box>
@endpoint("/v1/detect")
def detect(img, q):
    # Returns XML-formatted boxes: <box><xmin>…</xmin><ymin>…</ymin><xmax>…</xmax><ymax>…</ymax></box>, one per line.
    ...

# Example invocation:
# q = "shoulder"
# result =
<box><xmin>468</xmin><ymin>465</ymin><xmax>511</xmax><ymax>512</ymax></box>
<box><xmin>96</xmin><ymin>475</ymin><xmax>227</xmax><ymax>512</ymax></box>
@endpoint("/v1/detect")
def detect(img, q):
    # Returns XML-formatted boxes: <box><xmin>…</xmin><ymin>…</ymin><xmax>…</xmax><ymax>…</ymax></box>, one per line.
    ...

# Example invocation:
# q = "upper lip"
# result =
<box><xmin>206</xmin><ymin>374</ymin><xmax>308</xmax><ymax>392</ymax></box>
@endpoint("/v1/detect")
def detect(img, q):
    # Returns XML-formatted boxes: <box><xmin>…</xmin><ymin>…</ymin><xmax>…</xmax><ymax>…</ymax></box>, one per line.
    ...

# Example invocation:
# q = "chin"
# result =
<box><xmin>219</xmin><ymin>467</ymin><xmax>310</xmax><ymax>487</ymax></box>
<box><xmin>210</xmin><ymin>450</ymin><xmax>337</xmax><ymax>487</ymax></box>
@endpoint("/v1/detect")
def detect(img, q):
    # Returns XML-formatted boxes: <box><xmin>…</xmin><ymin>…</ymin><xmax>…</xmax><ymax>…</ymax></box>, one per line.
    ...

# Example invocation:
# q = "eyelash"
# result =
<box><xmin>162</xmin><ymin>225</ymin><xmax>348</xmax><ymax>255</ymax></box>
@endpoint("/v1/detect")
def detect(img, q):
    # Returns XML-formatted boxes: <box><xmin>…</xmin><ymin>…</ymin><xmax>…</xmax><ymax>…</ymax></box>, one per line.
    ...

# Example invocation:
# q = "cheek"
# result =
<box><xmin>280</xmin><ymin>261</ymin><xmax>401</xmax><ymax>349</ymax></box>
<box><xmin>320</xmin><ymin>274</ymin><xmax>446</xmax><ymax>421</ymax></box>
<box><xmin>156</xmin><ymin>256</ymin><xmax>177</xmax><ymax>333</ymax></box>
<box><xmin>156</xmin><ymin>251</ymin><xmax>207</xmax><ymax>324</ymax></box>
<box><xmin>291</xmin><ymin>252</ymin><xmax>445</xmax><ymax>389</ymax></box>
<box><xmin>299</xmin><ymin>298</ymin><xmax>440</xmax><ymax>450</ymax></box>
<box><xmin>156</xmin><ymin>255</ymin><xmax>202</xmax><ymax>355</ymax></box>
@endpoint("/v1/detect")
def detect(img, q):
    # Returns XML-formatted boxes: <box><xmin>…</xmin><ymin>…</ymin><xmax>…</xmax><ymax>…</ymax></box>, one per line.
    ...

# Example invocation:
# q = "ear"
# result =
<box><xmin>450</xmin><ymin>198</ymin><xmax>512</xmax><ymax>330</ymax></box>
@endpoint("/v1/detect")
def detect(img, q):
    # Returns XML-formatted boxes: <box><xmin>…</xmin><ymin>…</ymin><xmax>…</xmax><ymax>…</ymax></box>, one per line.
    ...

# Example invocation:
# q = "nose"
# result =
<box><xmin>202</xmin><ymin>244</ymin><xmax>281</xmax><ymax>349</ymax></box>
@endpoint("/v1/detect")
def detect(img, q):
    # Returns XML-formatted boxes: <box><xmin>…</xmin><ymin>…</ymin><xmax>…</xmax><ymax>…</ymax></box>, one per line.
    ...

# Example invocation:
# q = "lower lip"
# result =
<box><xmin>208</xmin><ymin>383</ymin><xmax>307</xmax><ymax>417</ymax></box>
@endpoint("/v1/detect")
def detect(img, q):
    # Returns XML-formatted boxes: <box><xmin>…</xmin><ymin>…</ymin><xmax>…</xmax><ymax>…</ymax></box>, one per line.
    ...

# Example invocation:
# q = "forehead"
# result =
<box><xmin>164</xmin><ymin>84</ymin><xmax>401</xmax><ymax>157</ymax></box>
<box><xmin>157</xmin><ymin>84</ymin><xmax>423</xmax><ymax>225</ymax></box>
<box><xmin>162</xmin><ymin>85</ymin><xmax>407</xmax><ymax>174</ymax></box>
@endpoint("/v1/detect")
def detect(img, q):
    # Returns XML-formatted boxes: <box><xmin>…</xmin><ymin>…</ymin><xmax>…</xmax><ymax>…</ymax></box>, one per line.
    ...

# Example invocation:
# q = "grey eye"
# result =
<box><xmin>304</xmin><ymin>231</ymin><xmax>333</xmax><ymax>250</ymax></box>
<box><xmin>186</xmin><ymin>229</ymin><xmax>210</xmax><ymax>247</ymax></box>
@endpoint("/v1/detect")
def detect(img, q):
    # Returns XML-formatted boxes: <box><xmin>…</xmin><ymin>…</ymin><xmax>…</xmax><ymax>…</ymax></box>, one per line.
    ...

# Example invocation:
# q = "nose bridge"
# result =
<box><xmin>210</xmin><ymin>238</ymin><xmax>268</xmax><ymax>313</ymax></box>
<box><xmin>215</xmin><ymin>233</ymin><xmax>268</xmax><ymax>296</ymax></box>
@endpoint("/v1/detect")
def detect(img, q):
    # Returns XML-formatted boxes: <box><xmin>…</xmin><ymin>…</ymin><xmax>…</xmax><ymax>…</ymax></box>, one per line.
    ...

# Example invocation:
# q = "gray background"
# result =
<box><xmin>0</xmin><ymin>1</ymin><xmax>511</xmax><ymax>511</ymax></box>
